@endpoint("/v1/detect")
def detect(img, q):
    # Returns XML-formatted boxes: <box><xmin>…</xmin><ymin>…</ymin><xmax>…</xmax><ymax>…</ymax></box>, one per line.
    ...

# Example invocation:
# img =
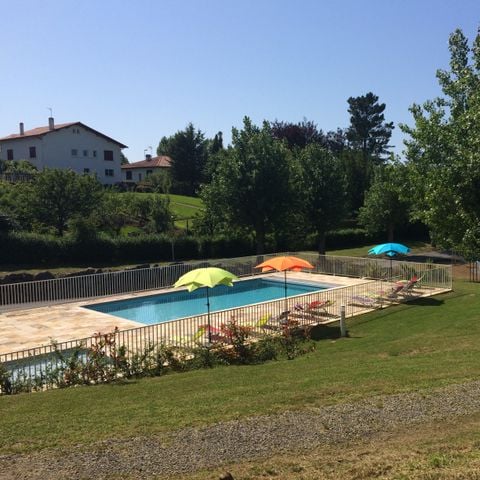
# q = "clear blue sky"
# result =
<box><xmin>1</xmin><ymin>0</ymin><xmax>478</xmax><ymax>161</ymax></box>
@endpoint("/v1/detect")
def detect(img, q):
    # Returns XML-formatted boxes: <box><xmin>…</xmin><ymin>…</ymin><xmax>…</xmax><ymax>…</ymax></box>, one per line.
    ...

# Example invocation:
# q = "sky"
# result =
<box><xmin>1</xmin><ymin>0</ymin><xmax>479</xmax><ymax>162</ymax></box>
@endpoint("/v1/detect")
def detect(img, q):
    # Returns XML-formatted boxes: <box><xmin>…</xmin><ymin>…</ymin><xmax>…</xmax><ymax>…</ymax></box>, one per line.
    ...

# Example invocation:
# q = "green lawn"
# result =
<box><xmin>118</xmin><ymin>192</ymin><xmax>204</xmax><ymax>228</ymax></box>
<box><xmin>0</xmin><ymin>280</ymin><xmax>477</xmax><ymax>454</ymax></box>
<box><xmin>321</xmin><ymin>240</ymin><xmax>432</xmax><ymax>257</ymax></box>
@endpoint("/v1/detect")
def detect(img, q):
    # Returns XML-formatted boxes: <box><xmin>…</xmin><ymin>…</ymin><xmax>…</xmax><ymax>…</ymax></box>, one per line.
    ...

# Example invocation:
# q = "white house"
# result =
<box><xmin>121</xmin><ymin>154</ymin><xmax>171</xmax><ymax>183</ymax></box>
<box><xmin>0</xmin><ymin>118</ymin><xmax>127</xmax><ymax>185</ymax></box>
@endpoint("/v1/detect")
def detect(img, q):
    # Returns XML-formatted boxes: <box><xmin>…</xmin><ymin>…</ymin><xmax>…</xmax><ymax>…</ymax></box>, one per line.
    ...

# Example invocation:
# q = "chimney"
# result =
<box><xmin>48</xmin><ymin>117</ymin><xmax>55</xmax><ymax>131</ymax></box>
<box><xmin>19</xmin><ymin>122</ymin><xmax>24</xmax><ymax>135</ymax></box>
<box><xmin>146</xmin><ymin>154</ymin><xmax>152</xmax><ymax>161</ymax></box>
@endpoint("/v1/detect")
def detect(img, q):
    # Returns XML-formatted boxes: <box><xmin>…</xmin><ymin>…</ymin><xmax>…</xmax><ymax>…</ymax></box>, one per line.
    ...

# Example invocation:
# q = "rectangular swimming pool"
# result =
<box><xmin>84</xmin><ymin>277</ymin><xmax>334</xmax><ymax>325</ymax></box>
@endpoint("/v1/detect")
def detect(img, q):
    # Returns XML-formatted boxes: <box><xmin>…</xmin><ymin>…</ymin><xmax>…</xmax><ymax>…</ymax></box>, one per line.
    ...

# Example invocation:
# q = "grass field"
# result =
<box><xmin>117</xmin><ymin>192</ymin><xmax>204</xmax><ymax>228</ymax></box>
<box><xmin>0</xmin><ymin>280</ymin><xmax>477</xmax><ymax>457</ymax></box>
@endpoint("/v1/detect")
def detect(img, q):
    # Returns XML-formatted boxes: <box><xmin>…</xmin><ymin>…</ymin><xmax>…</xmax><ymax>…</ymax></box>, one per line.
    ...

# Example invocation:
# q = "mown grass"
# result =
<box><xmin>118</xmin><ymin>192</ymin><xmax>204</xmax><ymax>228</ymax></box>
<box><xmin>324</xmin><ymin>240</ymin><xmax>431</xmax><ymax>257</ymax></box>
<box><xmin>0</xmin><ymin>281</ymin><xmax>477</xmax><ymax>455</ymax></box>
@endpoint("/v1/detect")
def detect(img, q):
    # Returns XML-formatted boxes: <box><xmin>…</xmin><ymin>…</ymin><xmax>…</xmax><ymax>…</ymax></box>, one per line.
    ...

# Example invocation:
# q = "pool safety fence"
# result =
<box><xmin>0</xmin><ymin>266</ymin><xmax>451</xmax><ymax>389</ymax></box>
<box><xmin>0</xmin><ymin>253</ymin><xmax>452</xmax><ymax>309</ymax></box>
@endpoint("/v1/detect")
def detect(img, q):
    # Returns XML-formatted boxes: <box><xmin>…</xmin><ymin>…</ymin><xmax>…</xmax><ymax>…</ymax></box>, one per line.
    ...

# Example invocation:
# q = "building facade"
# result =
<box><xmin>0</xmin><ymin>118</ymin><xmax>127</xmax><ymax>185</ymax></box>
<box><xmin>121</xmin><ymin>154</ymin><xmax>171</xmax><ymax>183</ymax></box>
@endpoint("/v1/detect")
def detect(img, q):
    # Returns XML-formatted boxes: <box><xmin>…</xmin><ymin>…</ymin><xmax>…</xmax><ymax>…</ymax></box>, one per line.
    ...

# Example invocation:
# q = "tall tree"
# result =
<box><xmin>157</xmin><ymin>123</ymin><xmax>208</xmax><ymax>195</ymax></box>
<box><xmin>200</xmin><ymin>117</ymin><xmax>292</xmax><ymax>254</ymax></box>
<box><xmin>297</xmin><ymin>144</ymin><xmax>346</xmax><ymax>254</ymax></box>
<box><xmin>358</xmin><ymin>160</ymin><xmax>410</xmax><ymax>242</ymax></box>
<box><xmin>402</xmin><ymin>28</ymin><xmax>480</xmax><ymax>252</ymax></box>
<box><xmin>270</xmin><ymin>119</ymin><xmax>325</xmax><ymax>150</ymax></box>
<box><xmin>28</xmin><ymin>169</ymin><xmax>104</xmax><ymax>236</ymax></box>
<box><xmin>346</xmin><ymin>92</ymin><xmax>394</xmax><ymax>164</ymax></box>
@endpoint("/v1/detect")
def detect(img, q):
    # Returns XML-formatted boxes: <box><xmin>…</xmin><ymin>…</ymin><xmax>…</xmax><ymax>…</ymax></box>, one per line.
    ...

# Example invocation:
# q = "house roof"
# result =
<box><xmin>0</xmin><ymin>121</ymin><xmax>128</xmax><ymax>148</ymax></box>
<box><xmin>121</xmin><ymin>156</ymin><xmax>172</xmax><ymax>169</ymax></box>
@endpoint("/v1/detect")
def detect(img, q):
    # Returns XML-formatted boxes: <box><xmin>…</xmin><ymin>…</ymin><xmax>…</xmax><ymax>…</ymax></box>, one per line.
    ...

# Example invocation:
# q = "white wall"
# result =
<box><xmin>0</xmin><ymin>124</ymin><xmax>124</xmax><ymax>185</ymax></box>
<box><xmin>122</xmin><ymin>166</ymin><xmax>165</xmax><ymax>182</ymax></box>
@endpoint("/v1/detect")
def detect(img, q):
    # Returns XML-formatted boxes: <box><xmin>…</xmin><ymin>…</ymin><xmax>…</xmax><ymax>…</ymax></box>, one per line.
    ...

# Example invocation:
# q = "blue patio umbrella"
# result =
<box><xmin>368</xmin><ymin>243</ymin><xmax>410</xmax><ymax>257</ymax></box>
<box><xmin>368</xmin><ymin>243</ymin><xmax>410</xmax><ymax>278</ymax></box>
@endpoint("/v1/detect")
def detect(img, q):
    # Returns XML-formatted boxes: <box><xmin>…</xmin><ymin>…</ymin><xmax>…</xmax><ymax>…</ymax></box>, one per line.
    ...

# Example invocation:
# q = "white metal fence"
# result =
<box><xmin>0</xmin><ymin>252</ymin><xmax>453</xmax><ymax>309</ymax></box>
<box><xmin>0</xmin><ymin>253</ymin><xmax>452</xmax><ymax>387</ymax></box>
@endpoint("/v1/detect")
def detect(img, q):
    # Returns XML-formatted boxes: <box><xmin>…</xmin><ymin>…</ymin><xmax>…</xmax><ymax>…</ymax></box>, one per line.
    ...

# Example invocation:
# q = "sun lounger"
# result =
<box><xmin>261</xmin><ymin>311</ymin><xmax>290</xmax><ymax>331</ymax></box>
<box><xmin>349</xmin><ymin>295</ymin><xmax>381</xmax><ymax>308</ymax></box>
<box><xmin>293</xmin><ymin>299</ymin><xmax>335</xmax><ymax>317</ymax></box>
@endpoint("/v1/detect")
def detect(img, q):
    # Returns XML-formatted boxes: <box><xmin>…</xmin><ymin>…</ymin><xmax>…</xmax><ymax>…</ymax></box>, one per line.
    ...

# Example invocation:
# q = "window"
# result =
<box><xmin>105</xmin><ymin>169</ymin><xmax>114</xmax><ymax>177</ymax></box>
<box><xmin>29</xmin><ymin>146</ymin><xmax>36</xmax><ymax>159</ymax></box>
<box><xmin>104</xmin><ymin>150</ymin><xmax>113</xmax><ymax>161</ymax></box>
<box><xmin>93</xmin><ymin>150</ymin><xmax>97</xmax><ymax>158</ymax></box>
<box><xmin>138</xmin><ymin>173</ymin><xmax>142</xmax><ymax>181</ymax></box>
<box><xmin>126</xmin><ymin>171</ymin><xmax>132</xmax><ymax>180</ymax></box>
<box><xmin>83</xmin><ymin>150</ymin><xmax>88</xmax><ymax>157</ymax></box>
<box><xmin>83</xmin><ymin>168</ymin><xmax>90</xmax><ymax>174</ymax></box>
<box><xmin>71</xmin><ymin>149</ymin><xmax>78</xmax><ymax>156</ymax></box>
<box><xmin>146</xmin><ymin>170</ymin><xmax>153</xmax><ymax>176</ymax></box>
<box><xmin>7</xmin><ymin>149</ymin><xmax>13</xmax><ymax>160</ymax></box>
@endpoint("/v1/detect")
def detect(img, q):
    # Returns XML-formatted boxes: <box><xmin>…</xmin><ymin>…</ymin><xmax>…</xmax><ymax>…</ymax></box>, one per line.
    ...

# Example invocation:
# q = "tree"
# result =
<box><xmin>270</xmin><ymin>119</ymin><xmax>325</xmax><ymax>150</ymax></box>
<box><xmin>157</xmin><ymin>124</ymin><xmax>208</xmax><ymax>195</ymax></box>
<box><xmin>120</xmin><ymin>153</ymin><xmax>129</xmax><ymax>165</ymax></box>
<box><xmin>200</xmin><ymin>117</ymin><xmax>292</xmax><ymax>254</ymax></box>
<box><xmin>346</xmin><ymin>92</ymin><xmax>394</xmax><ymax>164</ymax></box>
<box><xmin>401</xmin><ymin>28</ymin><xmax>480</xmax><ymax>252</ymax></box>
<box><xmin>358</xmin><ymin>161</ymin><xmax>410</xmax><ymax>242</ymax></box>
<box><xmin>28</xmin><ymin>169</ymin><xmax>104</xmax><ymax>236</ymax></box>
<box><xmin>297</xmin><ymin>144</ymin><xmax>346</xmax><ymax>254</ymax></box>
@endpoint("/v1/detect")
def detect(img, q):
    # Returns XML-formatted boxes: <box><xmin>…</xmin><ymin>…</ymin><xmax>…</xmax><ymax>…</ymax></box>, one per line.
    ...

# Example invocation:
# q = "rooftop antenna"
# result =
<box><xmin>47</xmin><ymin>107</ymin><xmax>53</xmax><ymax>117</ymax></box>
<box><xmin>148</xmin><ymin>146</ymin><xmax>153</xmax><ymax>154</ymax></box>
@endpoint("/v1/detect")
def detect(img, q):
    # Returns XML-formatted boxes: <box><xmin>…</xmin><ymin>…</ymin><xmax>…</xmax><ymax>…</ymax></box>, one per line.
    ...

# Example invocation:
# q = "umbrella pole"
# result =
<box><xmin>284</xmin><ymin>270</ymin><xmax>288</xmax><ymax>313</ymax></box>
<box><xmin>206</xmin><ymin>287</ymin><xmax>211</xmax><ymax>344</ymax></box>
<box><xmin>390</xmin><ymin>256</ymin><xmax>392</xmax><ymax>281</ymax></box>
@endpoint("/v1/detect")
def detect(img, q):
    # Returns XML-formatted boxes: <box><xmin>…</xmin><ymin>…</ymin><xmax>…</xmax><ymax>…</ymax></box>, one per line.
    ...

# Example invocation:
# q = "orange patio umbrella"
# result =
<box><xmin>254</xmin><ymin>256</ymin><xmax>314</xmax><ymax>309</ymax></box>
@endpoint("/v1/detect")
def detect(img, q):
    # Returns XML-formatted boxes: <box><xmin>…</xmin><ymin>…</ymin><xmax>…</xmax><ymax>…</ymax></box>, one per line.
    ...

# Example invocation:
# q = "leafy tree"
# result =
<box><xmin>358</xmin><ymin>160</ymin><xmax>410</xmax><ymax>242</ymax></box>
<box><xmin>146</xmin><ymin>195</ymin><xmax>173</xmax><ymax>233</ymax></box>
<box><xmin>143</xmin><ymin>171</ymin><xmax>172</xmax><ymax>194</ymax></box>
<box><xmin>200</xmin><ymin>117</ymin><xmax>292</xmax><ymax>254</ymax></box>
<box><xmin>297</xmin><ymin>144</ymin><xmax>346</xmax><ymax>254</ymax></box>
<box><xmin>0</xmin><ymin>159</ymin><xmax>37</xmax><ymax>174</ymax></box>
<box><xmin>157</xmin><ymin>123</ymin><xmax>208</xmax><ymax>195</ymax></box>
<box><xmin>270</xmin><ymin>119</ymin><xmax>325</xmax><ymax>149</ymax></box>
<box><xmin>120</xmin><ymin>153</ymin><xmax>129</xmax><ymax>165</ymax></box>
<box><xmin>27</xmin><ymin>169</ymin><xmax>104</xmax><ymax>236</ymax></box>
<box><xmin>346</xmin><ymin>92</ymin><xmax>394</xmax><ymax>163</ymax></box>
<box><xmin>338</xmin><ymin>149</ymin><xmax>368</xmax><ymax>213</ymax></box>
<box><xmin>209</xmin><ymin>131</ymin><xmax>224</xmax><ymax>154</ymax></box>
<box><xmin>401</xmin><ymin>28</ymin><xmax>480</xmax><ymax>252</ymax></box>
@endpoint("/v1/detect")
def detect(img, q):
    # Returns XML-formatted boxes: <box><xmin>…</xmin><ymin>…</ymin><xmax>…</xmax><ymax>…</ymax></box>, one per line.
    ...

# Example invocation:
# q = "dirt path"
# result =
<box><xmin>3</xmin><ymin>380</ymin><xmax>480</xmax><ymax>479</ymax></box>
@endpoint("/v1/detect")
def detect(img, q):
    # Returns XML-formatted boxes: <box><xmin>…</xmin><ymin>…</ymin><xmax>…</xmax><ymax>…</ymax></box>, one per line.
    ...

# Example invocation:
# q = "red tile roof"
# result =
<box><xmin>0</xmin><ymin>121</ymin><xmax>128</xmax><ymax>148</ymax></box>
<box><xmin>121</xmin><ymin>156</ymin><xmax>172</xmax><ymax>169</ymax></box>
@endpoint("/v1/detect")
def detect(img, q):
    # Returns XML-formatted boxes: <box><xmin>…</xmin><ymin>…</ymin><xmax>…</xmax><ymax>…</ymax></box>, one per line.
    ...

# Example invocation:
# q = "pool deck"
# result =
<box><xmin>0</xmin><ymin>272</ymin><xmax>447</xmax><ymax>356</ymax></box>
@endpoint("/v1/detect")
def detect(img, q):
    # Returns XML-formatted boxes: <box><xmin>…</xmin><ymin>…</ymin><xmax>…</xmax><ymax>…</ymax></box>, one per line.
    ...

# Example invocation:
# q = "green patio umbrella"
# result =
<box><xmin>173</xmin><ymin>267</ymin><xmax>238</xmax><ymax>343</ymax></box>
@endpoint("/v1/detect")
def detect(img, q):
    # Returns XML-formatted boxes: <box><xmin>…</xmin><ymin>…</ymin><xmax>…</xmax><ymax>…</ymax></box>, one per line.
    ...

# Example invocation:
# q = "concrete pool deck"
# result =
<box><xmin>0</xmin><ymin>272</ymin><xmax>447</xmax><ymax>356</ymax></box>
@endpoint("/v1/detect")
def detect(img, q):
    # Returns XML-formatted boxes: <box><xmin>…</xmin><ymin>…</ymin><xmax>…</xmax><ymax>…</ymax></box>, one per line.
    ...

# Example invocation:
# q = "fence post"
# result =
<box><xmin>339</xmin><ymin>304</ymin><xmax>346</xmax><ymax>337</ymax></box>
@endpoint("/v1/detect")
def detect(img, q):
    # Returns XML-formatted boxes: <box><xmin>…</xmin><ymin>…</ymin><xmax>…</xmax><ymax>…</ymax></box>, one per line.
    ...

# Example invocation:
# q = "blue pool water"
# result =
<box><xmin>85</xmin><ymin>277</ymin><xmax>331</xmax><ymax>325</ymax></box>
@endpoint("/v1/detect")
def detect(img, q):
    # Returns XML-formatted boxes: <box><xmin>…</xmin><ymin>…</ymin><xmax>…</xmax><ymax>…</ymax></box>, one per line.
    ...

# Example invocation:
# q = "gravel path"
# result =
<box><xmin>4</xmin><ymin>380</ymin><xmax>480</xmax><ymax>479</ymax></box>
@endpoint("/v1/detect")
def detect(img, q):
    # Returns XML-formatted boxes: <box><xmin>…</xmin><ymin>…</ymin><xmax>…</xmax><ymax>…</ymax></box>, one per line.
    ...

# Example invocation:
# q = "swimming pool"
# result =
<box><xmin>85</xmin><ymin>277</ymin><xmax>334</xmax><ymax>325</ymax></box>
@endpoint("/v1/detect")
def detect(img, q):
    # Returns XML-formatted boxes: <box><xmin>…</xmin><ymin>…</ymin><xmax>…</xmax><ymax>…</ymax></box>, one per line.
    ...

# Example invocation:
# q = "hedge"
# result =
<box><xmin>0</xmin><ymin>223</ymin><xmax>429</xmax><ymax>267</ymax></box>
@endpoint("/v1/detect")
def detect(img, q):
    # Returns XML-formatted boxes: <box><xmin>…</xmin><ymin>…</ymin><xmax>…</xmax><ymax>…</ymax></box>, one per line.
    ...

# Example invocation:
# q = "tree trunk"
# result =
<box><xmin>387</xmin><ymin>222</ymin><xmax>394</xmax><ymax>242</ymax></box>
<box><xmin>255</xmin><ymin>221</ymin><xmax>265</xmax><ymax>255</ymax></box>
<box><xmin>317</xmin><ymin>231</ymin><xmax>326</xmax><ymax>255</ymax></box>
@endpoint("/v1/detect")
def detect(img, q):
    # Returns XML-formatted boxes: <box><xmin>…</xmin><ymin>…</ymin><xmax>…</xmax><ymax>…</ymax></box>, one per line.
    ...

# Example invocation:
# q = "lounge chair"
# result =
<box><xmin>349</xmin><ymin>294</ymin><xmax>382</xmax><ymax>308</ymax></box>
<box><xmin>261</xmin><ymin>311</ymin><xmax>290</xmax><ymax>331</ymax></box>
<box><xmin>293</xmin><ymin>299</ymin><xmax>335</xmax><ymax>317</ymax></box>
<box><xmin>195</xmin><ymin>324</ymin><xmax>230</xmax><ymax>344</ymax></box>
<box><xmin>395</xmin><ymin>275</ymin><xmax>422</xmax><ymax>294</ymax></box>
